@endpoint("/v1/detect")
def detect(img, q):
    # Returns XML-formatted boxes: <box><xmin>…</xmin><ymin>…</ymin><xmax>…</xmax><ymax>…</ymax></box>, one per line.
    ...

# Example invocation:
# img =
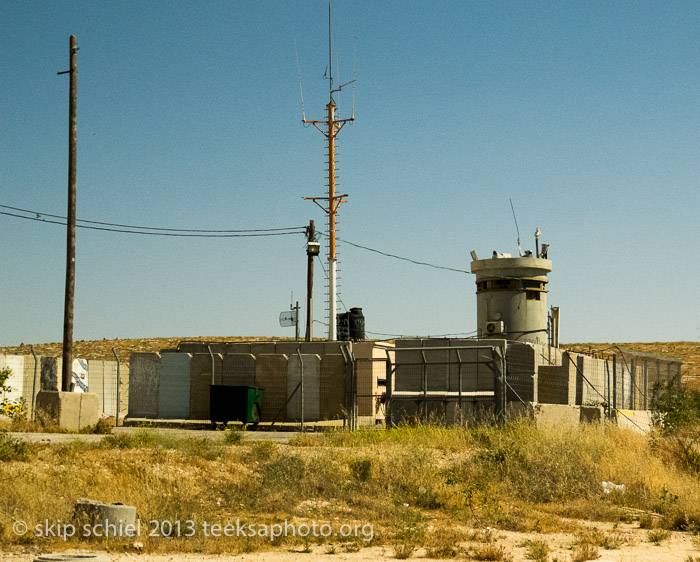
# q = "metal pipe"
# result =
<box><xmin>296</xmin><ymin>348</ymin><xmax>304</xmax><ymax>431</ymax></box>
<box><xmin>30</xmin><ymin>345</ymin><xmax>38</xmax><ymax>420</ymax></box>
<box><xmin>329</xmin><ymin>259</ymin><xmax>337</xmax><ymax>340</ymax></box>
<box><xmin>112</xmin><ymin>348</ymin><xmax>120</xmax><ymax>427</ymax></box>
<box><xmin>207</xmin><ymin>345</ymin><xmax>215</xmax><ymax>386</ymax></box>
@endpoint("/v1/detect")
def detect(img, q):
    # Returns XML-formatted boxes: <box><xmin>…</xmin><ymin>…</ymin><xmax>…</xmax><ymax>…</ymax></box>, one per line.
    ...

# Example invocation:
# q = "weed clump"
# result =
<box><xmin>0</xmin><ymin>430</ymin><xmax>31</xmax><ymax>462</ymax></box>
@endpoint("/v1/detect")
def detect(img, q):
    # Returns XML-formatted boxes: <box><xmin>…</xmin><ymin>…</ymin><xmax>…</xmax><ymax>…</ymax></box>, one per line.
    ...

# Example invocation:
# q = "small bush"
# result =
<box><xmin>424</xmin><ymin>527</ymin><xmax>466</xmax><ymax>558</ymax></box>
<box><xmin>525</xmin><ymin>538</ymin><xmax>550</xmax><ymax>562</ymax></box>
<box><xmin>570</xmin><ymin>544</ymin><xmax>599</xmax><ymax>562</ymax></box>
<box><xmin>392</xmin><ymin>542</ymin><xmax>416</xmax><ymax>559</ymax></box>
<box><xmin>223</xmin><ymin>425</ymin><xmax>244</xmax><ymax>445</ymax></box>
<box><xmin>574</xmin><ymin>528</ymin><xmax>624</xmax><ymax>550</ymax></box>
<box><xmin>351</xmin><ymin>458</ymin><xmax>372</xmax><ymax>482</ymax></box>
<box><xmin>471</xmin><ymin>542</ymin><xmax>513</xmax><ymax>561</ymax></box>
<box><xmin>647</xmin><ymin>529</ymin><xmax>670</xmax><ymax>545</ymax></box>
<box><xmin>651</xmin><ymin>375</ymin><xmax>700</xmax><ymax>431</ymax></box>
<box><xmin>0</xmin><ymin>430</ymin><xmax>30</xmax><ymax>462</ymax></box>
<box><xmin>81</xmin><ymin>417</ymin><xmax>112</xmax><ymax>434</ymax></box>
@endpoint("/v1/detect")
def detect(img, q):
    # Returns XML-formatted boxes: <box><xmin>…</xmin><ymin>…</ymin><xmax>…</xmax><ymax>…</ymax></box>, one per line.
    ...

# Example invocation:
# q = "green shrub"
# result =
<box><xmin>651</xmin><ymin>375</ymin><xmax>700</xmax><ymax>431</ymax></box>
<box><xmin>0</xmin><ymin>430</ymin><xmax>30</xmax><ymax>462</ymax></box>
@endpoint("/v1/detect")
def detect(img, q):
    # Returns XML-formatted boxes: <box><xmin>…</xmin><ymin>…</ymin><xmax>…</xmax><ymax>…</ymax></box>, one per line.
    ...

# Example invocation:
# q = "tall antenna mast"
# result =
<box><xmin>302</xmin><ymin>1</ymin><xmax>355</xmax><ymax>341</ymax></box>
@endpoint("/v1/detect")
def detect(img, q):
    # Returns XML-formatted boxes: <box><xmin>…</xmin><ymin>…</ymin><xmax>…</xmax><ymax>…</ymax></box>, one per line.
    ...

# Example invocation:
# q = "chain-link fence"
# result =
<box><xmin>0</xmin><ymin>352</ymin><xmax>128</xmax><ymax>422</ymax></box>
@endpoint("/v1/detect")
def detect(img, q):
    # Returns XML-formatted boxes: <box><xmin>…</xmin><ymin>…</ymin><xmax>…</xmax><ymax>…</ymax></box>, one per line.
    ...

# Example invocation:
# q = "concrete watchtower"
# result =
<box><xmin>470</xmin><ymin>253</ymin><xmax>552</xmax><ymax>344</ymax></box>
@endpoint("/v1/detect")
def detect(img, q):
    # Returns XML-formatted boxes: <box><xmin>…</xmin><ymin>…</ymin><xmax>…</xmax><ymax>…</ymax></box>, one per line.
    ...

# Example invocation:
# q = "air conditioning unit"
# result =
<box><xmin>485</xmin><ymin>321</ymin><xmax>504</xmax><ymax>335</ymax></box>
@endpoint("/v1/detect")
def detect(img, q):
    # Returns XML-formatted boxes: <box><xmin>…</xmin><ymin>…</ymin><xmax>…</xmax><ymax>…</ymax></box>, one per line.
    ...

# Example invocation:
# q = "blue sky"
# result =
<box><xmin>2</xmin><ymin>0</ymin><xmax>699</xmax><ymax>346</ymax></box>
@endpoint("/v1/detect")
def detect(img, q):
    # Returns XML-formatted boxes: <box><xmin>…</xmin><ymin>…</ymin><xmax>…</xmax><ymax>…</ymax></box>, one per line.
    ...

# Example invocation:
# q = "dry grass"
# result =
<box><xmin>2</xmin><ymin>422</ymin><xmax>700</xmax><ymax>555</ymax></box>
<box><xmin>569</xmin><ymin>543</ymin><xmax>599</xmax><ymax>562</ymax></box>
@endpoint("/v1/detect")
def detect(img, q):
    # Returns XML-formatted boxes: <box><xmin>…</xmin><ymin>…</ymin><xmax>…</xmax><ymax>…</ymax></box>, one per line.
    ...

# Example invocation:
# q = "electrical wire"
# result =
<box><xmin>316</xmin><ymin>231</ymin><xmax>471</xmax><ymax>274</ymax></box>
<box><xmin>0</xmin><ymin>205</ymin><xmax>306</xmax><ymax>238</ymax></box>
<box><xmin>565</xmin><ymin>353</ymin><xmax>647</xmax><ymax>433</ymax></box>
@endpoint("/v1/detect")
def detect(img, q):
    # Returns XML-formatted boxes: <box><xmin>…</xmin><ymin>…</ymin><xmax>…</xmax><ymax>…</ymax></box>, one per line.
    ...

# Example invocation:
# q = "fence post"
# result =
<box><xmin>296</xmin><ymin>348</ymin><xmax>304</xmax><ymax>432</ymax></box>
<box><xmin>385</xmin><ymin>351</ymin><xmax>393</xmax><ymax>428</ymax></box>
<box><xmin>421</xmin><ymin>349</ymin><xmax>427</xmax><ymax>424</ymax></box>
<box><xmin>612</xmin><ymin>354</ymin><xmax>617</xmax><ymax>411</ymax></box>
<box><xmin>492</xmin><ymin>346</ymin><xmax>506</xmax><ymax>425</ymax></box>
<box><xmin>31</xmin><ymin>346</ymin><xmax>38</xmax><ymax>421</ymax></box>
<box><xmin>456</xmin><ymin>349</ymin><xmax>463</xmax><ymax>425</ymax></box>
<box><xmin>111</xmin><ymin>348</ymin><xmax>120</xmax><ymax>427</ymax></box>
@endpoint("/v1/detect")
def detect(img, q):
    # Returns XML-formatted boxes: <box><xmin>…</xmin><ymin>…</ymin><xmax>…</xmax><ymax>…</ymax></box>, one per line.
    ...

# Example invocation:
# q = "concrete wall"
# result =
<box><xmin>0</xmin><ymin>354</ymin><xmax>25</xmax><ymax>404</ymax></box>
<box><xmin>40</xmin><ymin>356</ymin><xmax>61</xmax><ymax>391</ymax></box>
<box><xmin>158</xmin><ymin>353</ymin><xmax>191</xmax><ymax>419</ymax></box>
<box><xmin>319</xmin><ymin>355</ymin><xmax>346</xmax><ymax>421</ymax></box>
<box><xmin>89</xmin><ymin>360</ymin><xmax>117</xmax><ymax>417</ymax></box>
<box><xmin>189</xmin><ymin>353</ymin><xmax>223</xmax><ymax>420</ymax></box>
<box><xmin>21</xmin><ymin>355</ymin><xmax>40</xmax><ymax>413</ymax></box>
<box><xmin>506</xmin><ymin>342</ymin><xmax>537</xmax><ymax>402</ymax></box>
<box><xmin>129</xmin><ymin>352</ymin><xmax>161</xmax><ymax>418</ymax></box>
<box><xmin>287</xmin><ymin>354</ymin><xmax>321</xmax><ymax>421</ymax></box>
<box><xmin>255</xmin><ymin>354</ymin><xmax>288</xmax><ymax>422</ymax></box>
<box><xmin>222</xmin><ymin>353</ymin><xmax>256</xmax><ymax>386</ymax></box>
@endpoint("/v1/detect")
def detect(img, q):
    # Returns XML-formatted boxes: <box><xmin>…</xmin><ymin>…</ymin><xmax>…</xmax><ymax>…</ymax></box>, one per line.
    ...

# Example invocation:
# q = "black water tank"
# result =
<box><xmin>336</xmin><ymin>307</ymin><xmax>365</xmax><ymax>341</ymax></box>
<box><xmin>349</xmin><ymin>307</ymin><xmax>365</xmax><ymax>341</ymax></box>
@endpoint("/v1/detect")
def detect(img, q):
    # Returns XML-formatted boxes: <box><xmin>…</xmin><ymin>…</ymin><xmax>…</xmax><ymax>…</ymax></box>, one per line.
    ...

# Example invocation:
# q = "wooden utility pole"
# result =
<box><xmin>59</xmin><ymin>35</ymin><xmax>78</xmax><ymax>392</ymax></box>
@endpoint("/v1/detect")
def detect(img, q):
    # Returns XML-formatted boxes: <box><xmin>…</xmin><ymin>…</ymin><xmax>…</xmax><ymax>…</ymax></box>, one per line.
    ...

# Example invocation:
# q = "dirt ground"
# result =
<box><xmin>5</xmin><ymin>522</ymin><xmax>699</xmax><ymax>562</ymax></box>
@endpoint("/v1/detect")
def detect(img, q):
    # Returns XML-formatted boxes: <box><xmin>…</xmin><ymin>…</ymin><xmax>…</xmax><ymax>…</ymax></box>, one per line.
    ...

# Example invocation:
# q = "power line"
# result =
<box><xmin>316</xmin><ymin>231</ymin><xmax>471</xmax><ymax>274</ymax></box>
<box><xmin>0</xmin><ymin>206</ymin><xmax>306</xmax><ymax>238</ymax></box>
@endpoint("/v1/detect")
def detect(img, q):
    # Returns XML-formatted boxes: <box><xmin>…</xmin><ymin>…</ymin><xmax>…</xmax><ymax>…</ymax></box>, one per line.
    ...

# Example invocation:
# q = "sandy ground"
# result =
<box><xmin>4</xmin><ymin>523</ymin><xmax>699</xmax><ymax>561</ymax></box>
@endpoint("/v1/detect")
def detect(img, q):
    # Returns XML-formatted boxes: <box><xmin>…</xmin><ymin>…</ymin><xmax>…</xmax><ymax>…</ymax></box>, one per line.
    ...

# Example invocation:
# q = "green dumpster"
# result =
<box><xmin>210</xmin><ymin>385</ymin><xmax>263</xmax><ymax>427</ymax></box>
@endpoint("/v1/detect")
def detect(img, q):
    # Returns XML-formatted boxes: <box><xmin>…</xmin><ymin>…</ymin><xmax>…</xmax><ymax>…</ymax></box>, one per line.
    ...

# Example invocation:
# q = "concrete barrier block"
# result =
<box><xmin>324</xmin><ymin>341</ymin><xmax>352</xmax><ymax>355</ymax></box>
<box><xmin>21</xmin><ymin>355</ymin><xmax>39</xmax><ymax>414</ymax></box>
<box><xmin>538</xmin><ymin>365</ymin><xmax>569</xmax><ymax>405</ymax></box>
<box><xmin>532</xmin><ymin>403</ymin><xmax>580</xmax><ymax>429</ymax></box>
<box><xmin>0</xmin><ymin>354</ymin><xmax>25</xmax><ymax>404</ymax></box>
<box><xmin>287</xmin><ymin>354</ymin><xmax>321</xmax><ymax>421</ymax></box>
<box><xmin>40</xmin><ymin>356</ymin><xmax>61</xmax><ymax>391</ymax></box>
<box><xmin>222</xmin><ymin>354</ymin><xmax>256</xmax><ymax>386</ymax></box>
<box><xmin>506</xmin><ymin>342</ymin><xmax>536</xmax><ymax>402</ymax></box>
<box><xmin>118</xmin><ymin>363</ymin><xmax>129</xmax><ymax>417</ymax></box>
<box><xmin>226</xmin><ymin>343</ymin><xmax>252</xmax><ymax>354</ymax></box>
<box><xmin>580</xmin><ymin>405</ymin><xmax>604</xmax><ymax>425</ymax></box>
<box><xmin>177</xmin><ymin>342</ymin><xmax>207</xmax><ymax>354</ymax></box>
<box><xmin>71</xmin><ymin>358</ymin><xmax>89</xmax><ymax>393</ymax></box>
<box><xmin>159</xmin><ymin>353</ymin><xmax>191</xmax><ymax>419</ymax></box>
<box><xmin>189</xmin><ymin>353</ymin><xmax>223</xmax><ymax>420</ymax></box>
<box><xmin>320</xmin><ymin>355</ymin><xmax>346</xmax><ymax>421</ymax></box>
<box><xmin>35</xmin><ymin>391</ymin><xmax>99</xmax><ymax>430</ymax></box>
<box><xmin>255</xmin><ymin>354</ymin><xmax>288</xmax><ymax>422</ymax></box>
<box><xmin>251</xmin><ymin>343</ymin><xmax>276</xmax><ymax>356</ymax></box>
<box><xmin>615</xmin><ymin>409</ymin><xmax>653</xmax><ymax>433</ymax></box>
<box><xmin>128</xmin><ymin>353</ymin><xmax>161</xmax><ymax>418</ymax></box>
<box><xmin>274</xmin><ymin>342</ymin><xmax>303</xmax><ymax>356</ymax></box>
<box><xmin>88</xmin><ymin>360</ymin><xmax>108</xmax><ymax>416</ymax></box>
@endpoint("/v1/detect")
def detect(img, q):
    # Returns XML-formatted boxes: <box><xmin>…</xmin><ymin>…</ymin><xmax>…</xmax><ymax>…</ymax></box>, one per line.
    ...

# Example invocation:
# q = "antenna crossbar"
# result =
<box><xmin>303</xmin><ymin>195</ymin><xmax>348</xmax><ymax>215</ymax></box>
